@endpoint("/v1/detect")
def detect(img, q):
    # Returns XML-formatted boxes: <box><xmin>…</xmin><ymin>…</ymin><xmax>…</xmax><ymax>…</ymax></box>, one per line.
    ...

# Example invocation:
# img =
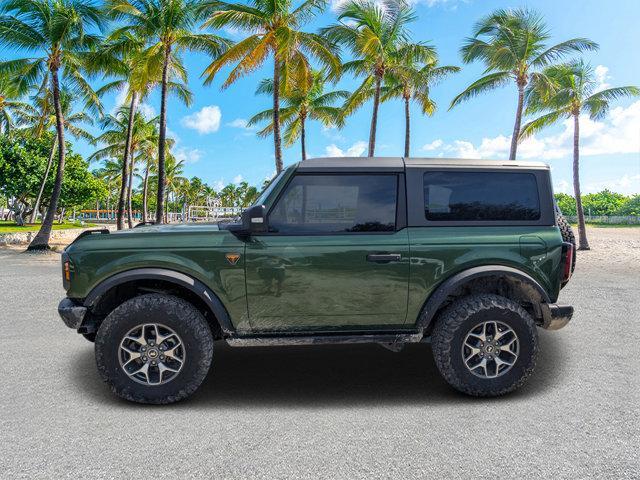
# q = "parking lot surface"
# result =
<box><xmin>1</xmin><ymin>227</ymin><xmax>638</xmax><ymax>479</ymax></box>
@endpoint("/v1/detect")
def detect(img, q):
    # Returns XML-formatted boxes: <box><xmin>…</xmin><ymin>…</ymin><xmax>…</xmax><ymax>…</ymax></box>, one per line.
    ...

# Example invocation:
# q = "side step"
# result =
<box><xmin>226</xmin><ymin>332</ymin><xmax>423</xmax><ymax>347</ymax></box>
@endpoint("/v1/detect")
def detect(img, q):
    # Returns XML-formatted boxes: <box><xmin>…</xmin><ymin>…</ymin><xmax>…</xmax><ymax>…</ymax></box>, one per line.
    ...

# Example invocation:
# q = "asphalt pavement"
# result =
<box><xmin>0</xmin><ymin>230</ymin><xmax>638</xmax><ymax>479</ymax></box>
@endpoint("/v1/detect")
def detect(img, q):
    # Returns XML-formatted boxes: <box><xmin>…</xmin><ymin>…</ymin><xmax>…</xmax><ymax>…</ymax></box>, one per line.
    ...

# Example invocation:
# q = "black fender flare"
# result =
<box><xmin>415</xmin><ymin>265</ymin><xmax>551</xmax><ymax>331</ymax></box>
<box><xmin>83</xmin><ymin>268</ymin><xmax>235</xmax><ymax>335</ymax></box>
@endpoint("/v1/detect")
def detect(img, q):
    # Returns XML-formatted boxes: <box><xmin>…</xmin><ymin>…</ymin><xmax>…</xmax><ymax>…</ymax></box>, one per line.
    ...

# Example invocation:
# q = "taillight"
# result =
<box><xmin>562</xmin><ymin>243</ymin><xmax>574</xmax><ymax>282</ymax></box>
<box><xmin>64</xmin><ymin>261</ymin><xmax>71</xmax><ymax>281</ymax></box>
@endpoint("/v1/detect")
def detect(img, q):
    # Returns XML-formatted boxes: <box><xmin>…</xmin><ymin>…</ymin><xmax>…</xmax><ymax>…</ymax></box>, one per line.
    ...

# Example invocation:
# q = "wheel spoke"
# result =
<box><xmin>119</xmin><ymin>323</ymin><xmax>185</xmax><ymax>386</ymax></box>
<box><xmin>462</xmin><ymin>320</ymin><xmax>519</xmax><ymax>380</ymax></box>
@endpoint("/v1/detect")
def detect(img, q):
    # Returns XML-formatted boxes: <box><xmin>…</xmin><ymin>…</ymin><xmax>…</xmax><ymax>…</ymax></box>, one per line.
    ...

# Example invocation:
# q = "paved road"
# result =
<box><xmin>0</xmin><ymin>231</ymin><xmax>638</xmax><ymax>479</ymax></box>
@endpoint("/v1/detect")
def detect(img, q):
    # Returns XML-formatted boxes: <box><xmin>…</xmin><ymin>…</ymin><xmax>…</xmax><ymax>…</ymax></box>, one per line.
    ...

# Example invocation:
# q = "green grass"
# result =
<box><xmin>0</xmin><ymin>220</ymin><xmax>97</xmax><ymax>234</ymax></box>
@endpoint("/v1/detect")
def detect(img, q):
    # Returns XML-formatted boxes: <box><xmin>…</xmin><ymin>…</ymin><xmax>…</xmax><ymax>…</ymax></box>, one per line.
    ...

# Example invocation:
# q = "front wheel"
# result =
<box><xmin>95</xmin><ymin>293</ymin><xmax>214</xmax><ymax>404</ymax></box>
<box><xmin>431</xmin><ymin>294</ymin><xmax>538</xmax><ymax>397</ymax></box>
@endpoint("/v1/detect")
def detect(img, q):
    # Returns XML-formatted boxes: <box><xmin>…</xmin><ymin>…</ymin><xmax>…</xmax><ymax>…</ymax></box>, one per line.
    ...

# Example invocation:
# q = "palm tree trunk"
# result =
<box><xmin>300</xmin><ymin>114</ymin><xmax>306</xmax><ymax>161</ymax></box>
<box><xmin>126</xmin><ymin>152</ymin><xmax>136</xmax><ymax>228</ymax></box>
<box><xmin>368</xmin><ymin>74</ymin><xmax>382</xmax><ymax>157</ymax></box>
<box><xmin>29</xmin><ymin>136</ymin><xmax>57</xmax><ymax>223</ymax></box>
<box><xmin>273</xmin><ymin>58</ymin><xmax>283</xmax><ymax>173</ymax></box>
<box><xmin>404</xmin><ymin>96</ymin><xmax>410</xmax><ymax>157</ymax></box>
<box><xmin>142</xmin><ymin>160</ymin><xmax>149</xmax><ymax>222</ymax></box>
<box><xmin>156</xmin><ymin>44</ymin><xmax>171</xmax><ymax>224</ymax></box>
<box><xmin>117</xmin><ymin>92</ymin><xmax>138</xmax><ymax>230</ymax></box>
<box><xmin>509</xmin><ymin>82</ymin><xmax>526</xmax><ymax>160</ymax></box>
<box><xmin>28</xmin><ymin>68</ymin><xmax>65</xmax><ymax>250</ymax></box>
<box><xmin>572</xmin><ymin>113</ymin><xmax>590</xmax><ymax>250</ymax></box>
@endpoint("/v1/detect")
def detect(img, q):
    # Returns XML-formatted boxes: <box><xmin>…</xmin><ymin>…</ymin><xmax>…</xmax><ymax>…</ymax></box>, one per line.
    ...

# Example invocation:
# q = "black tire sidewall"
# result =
<box><xmin>95</xmin><ymin>294</ymin><xmax>213</xmax><ymax>404</ymax></box>
<box><xmin>449</xmin><ymin>305</ymin><xmax>537</xmax><ymax>394</ymax></box>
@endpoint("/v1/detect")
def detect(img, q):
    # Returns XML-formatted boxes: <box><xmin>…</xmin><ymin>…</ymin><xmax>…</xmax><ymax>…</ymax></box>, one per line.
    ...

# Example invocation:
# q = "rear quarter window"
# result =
<box><xmin>424</xmin><ymin>171</ymin><xmax>541</xmax><ymax>221</ymax></box>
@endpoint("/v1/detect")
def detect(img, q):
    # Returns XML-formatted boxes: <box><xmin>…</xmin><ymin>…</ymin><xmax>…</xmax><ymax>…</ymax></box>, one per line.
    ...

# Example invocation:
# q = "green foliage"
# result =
<box><xmin>616</xmin><ymin>195</ymin><xmax>640</xmax><ymax>216</ymax></box>
<box><xmin>555</xmin><ymin>190</ymin><xmax>640</xmax><ymax>217</ymax></box>
<box><xmin>0</xmin><ymin>132</ymin><xmax>105</xmax><ymax>209</ymax></box>
<box><xmin>0</xmin><ymin>132</ymin><xmax>52</xmax><ymax>201</ymax></box>
<box><xmin>554</xmin><ymin>193</ymin><xmax>576</xmax><ymax>216</ymax></box>
<box><xmin>582</xmin><ymin>189</ymin><xmax>628</xmax><ymax>216</ymax></box>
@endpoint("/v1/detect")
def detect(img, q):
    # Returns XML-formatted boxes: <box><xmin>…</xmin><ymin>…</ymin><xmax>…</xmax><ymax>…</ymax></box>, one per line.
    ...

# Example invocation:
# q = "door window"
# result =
<box><xmin>269</xmin><ymin>175</ymin><xmax>397</xmax><ymax>234</ymax></box>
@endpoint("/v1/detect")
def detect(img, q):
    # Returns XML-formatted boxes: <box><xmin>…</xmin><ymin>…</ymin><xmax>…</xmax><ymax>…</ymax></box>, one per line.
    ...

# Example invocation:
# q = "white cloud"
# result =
<box><xmin>233</xmin><ymin>174</ymin><xmax>244</xmax><ymax>184</ymax></box>
<box><xmin>422</xmin><ymin>139</ymin><xmax>443</xmax><ymax>151</ymax></box>
<box><xmin>583</xmin><ymin>174</ymin><xmax>640</xmax><ymax>194</ymax></box>
<box><xmin>554</xmin><ymin>179</ymin><xmax>571</xmax><ymax>194</ymax></box>
<box><xmin>174</xmin><ymin>147</ymin><xmax>203</xmax><ymax>164</ymax></box>
<box><xmin>181</xmin><ymin>105</ymin><xmax>222</xmax><ymax>134</ymax></box>
<box><xmin>324</xmin><ymin>141</ymin><xmax>368</xmax><ymax>157</ymax></box>
<box><xmin>138</xmin><ymin>103</ymin><xmax>156</xmax><ymax>119</ymax></box>
<box><xmin>594</xmin><ymin>65</ymin><xmax>611</xmax><ymax>92</ymax></box>
<box><xmin>330</xmin><ymin>0</ymin><xmax>460</xmax><ymax>11</ymax></box>
<box><xmin>227</xmin><ymin>118</ymin><xmax>249</xmax><ymax>129</ymax></box>
<box><xmin>424</xmin><ymin>100</ymin><xmax>640</xmax><ymax>161</ymax></box>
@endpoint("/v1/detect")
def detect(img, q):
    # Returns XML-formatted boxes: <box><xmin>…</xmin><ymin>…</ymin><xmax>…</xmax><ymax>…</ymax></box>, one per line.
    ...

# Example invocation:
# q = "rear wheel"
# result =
<box><xmin>95</xmin><ymin>293</ymin><xmax>213</xmax><ymax>404</ymax></box>
<box><xmin>431</xmin><ymin>294</ymin><xmax>538</xmax><ymax>397</ymax></box>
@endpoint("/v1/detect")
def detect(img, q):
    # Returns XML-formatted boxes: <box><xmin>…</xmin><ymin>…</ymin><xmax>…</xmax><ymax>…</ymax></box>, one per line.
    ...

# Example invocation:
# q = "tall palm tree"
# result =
<box><xmin>108</xmin><ymin>0</ymin><xmax>228</xmax><ymax>224</ymax></box>
<box><xmin>450</xmin><ymin>7</ymin><xmax>598</xmax><ymax>160</ymax></box>
<box><xmin>521</xmin><ymin>61</ymin><xmax>639</xmax><ymax>250</ymax></box>
<box><xmin>24</xmin><ymin>87</ymin><xmax>95</xmax><ymax>223</ymax></box>
<box><xmin>381</xmin><ymin>45</ymin><xmax>459</xmax><ymax>156</ymax></box>
<box><xmin>0</xmin><ymin>0</ymin><xmax>106</xmax><ymax>249</ymax></box>
<box><xmin>203</xmin><ymin>0</ymin><xmax>341</xmax><ymax>173</ymax></box>
<box><xmin>323</xmin><ymin>0</ymin><xmax>417</xmax><ymax>156</ymax></box>
<box><xmin>0</xmin><ymin>71</ymin><xmax>35</xmax><ymax>133</ymax></box>
<box><xmin>94</xmin><ymin>30</ymin><xmax>192</xmax><ymax>229</ymax></box>
<box><xmin>248</xmin><ymin>71</ymin><xmax>349</xmax><ymax>160</ymax></box>
<box><xmin>90</xmin><ymin>108</ymin><xmax>167</xmax><ymax>227</ymax></box>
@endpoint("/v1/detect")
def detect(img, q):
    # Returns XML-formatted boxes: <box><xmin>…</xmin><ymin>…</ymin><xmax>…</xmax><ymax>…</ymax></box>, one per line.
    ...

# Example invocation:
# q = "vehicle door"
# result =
<box><xmin>244</xmin><ymin>173</ymin><xmax>410</xmax><ymax>331</ymax></box>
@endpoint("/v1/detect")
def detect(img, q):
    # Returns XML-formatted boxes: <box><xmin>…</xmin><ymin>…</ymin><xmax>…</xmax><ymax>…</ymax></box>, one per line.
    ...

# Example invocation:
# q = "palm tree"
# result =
<box><xmin>108</xmin><ymin>0</ymin><xmax>228</xmax><ymax>224</ymax></box>
<box><xmin>0</xmin><ymin>0</ymin><xmax>106</xmax><ymax>249</ymax></box>
<box><xmin>323</xmin><ymin>0</ymin><xmax>417</xmax><ymax>156</ymax></box>
<box><xmin>381</xmin><ymin>45</ymin><xmax>459</xmax><ymax>156</ymax></box>
<box><xmin>90</xmin><ymin>108</ymin><xmax>167</xmax><ymax>227</ymax></box>
<box><xmin>248</xmin><ymin>71</ymin><xmax>349</xmax><ymax>160</ymax></box>
<box><xmin>521</xmin><ymin>61</ymin><xmax>639</xmax><ymax>250</ymax></box>
<box><xmin>24</xmin><ymin>87</ymin><xmax>95</xmax><ymax>223</ymax></box>
<box><xmin>0</xmin><ymin>71</ymin><xmax>35</xmax><ymax>133</ymax></box>
<box><xmin>203</xmin><ymin>0</ymin><xmax>340</xmax><ymax>173</ymax></box>
<box><xmin>94</xmin><ymin>30</ymin><xmax>192</xmax><ymax>229</ymax></box>
<box><xmin>450</xmin><ymin>8</ymin><xmax>598</xmax><ymax>160</ymax></box>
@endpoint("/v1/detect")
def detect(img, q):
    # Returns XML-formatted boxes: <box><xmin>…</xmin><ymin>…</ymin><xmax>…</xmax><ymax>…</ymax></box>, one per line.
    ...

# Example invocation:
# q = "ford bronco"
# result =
<box><xmin>58</xmin><ymin>157</ymin><xmax>575</xmax><ymax>404</ymax></box>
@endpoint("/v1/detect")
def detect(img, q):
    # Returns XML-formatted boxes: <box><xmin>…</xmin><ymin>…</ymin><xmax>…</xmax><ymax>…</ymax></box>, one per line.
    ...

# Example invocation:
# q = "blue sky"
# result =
<box><xmin>5</xmin><ymin>0</ymin><xmax>640</xmax><ymax>194</ymax></box>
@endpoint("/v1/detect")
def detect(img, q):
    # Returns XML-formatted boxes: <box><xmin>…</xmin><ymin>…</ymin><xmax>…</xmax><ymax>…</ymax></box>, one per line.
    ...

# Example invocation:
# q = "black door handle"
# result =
<box><xmin>367</xmin><ymin>253</ymin><xmax>401</xmax><ymax>263</ymax></box>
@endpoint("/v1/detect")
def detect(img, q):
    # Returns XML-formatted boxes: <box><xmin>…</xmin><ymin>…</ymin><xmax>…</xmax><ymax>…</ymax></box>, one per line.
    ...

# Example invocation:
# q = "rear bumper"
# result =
<box><xmin>541</xmin><ymin>304</ymin><xmax>574</xmax><ymax>330</ymax></box>
<box><xmin>58</xmin><ymin>298</ymin><xmax>87</xmax><ymax>329</ymax></box>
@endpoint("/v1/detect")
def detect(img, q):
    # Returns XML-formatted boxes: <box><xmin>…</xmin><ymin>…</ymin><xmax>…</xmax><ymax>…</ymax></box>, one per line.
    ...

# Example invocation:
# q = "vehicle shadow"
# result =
<box><xmin>71</xmin><ymin>332</ymin><xmax>565</xmax><ymax>409</ymax></box>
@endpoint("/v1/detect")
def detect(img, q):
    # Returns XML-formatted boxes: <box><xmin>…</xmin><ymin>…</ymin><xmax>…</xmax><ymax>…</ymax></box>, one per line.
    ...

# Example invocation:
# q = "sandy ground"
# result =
<box><xmin>0</xmin><ymin>226</ymin><xmax>638</xmax><ymax>479</ymax></box>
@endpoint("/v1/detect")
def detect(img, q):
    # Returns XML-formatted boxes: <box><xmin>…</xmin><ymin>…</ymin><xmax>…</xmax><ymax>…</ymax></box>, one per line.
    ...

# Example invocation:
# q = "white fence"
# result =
<box><xmin>565</xmin><ymin>215</ymin><xmax>640</xmax><ymax>225</ymax></box>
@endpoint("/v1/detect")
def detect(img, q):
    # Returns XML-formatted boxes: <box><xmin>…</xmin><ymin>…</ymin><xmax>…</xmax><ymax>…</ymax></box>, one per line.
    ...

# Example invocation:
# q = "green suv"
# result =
<box><xmin>58</xmin><ymin>157</ymin><xmax>575</xmax><ymax>404</ymax></box>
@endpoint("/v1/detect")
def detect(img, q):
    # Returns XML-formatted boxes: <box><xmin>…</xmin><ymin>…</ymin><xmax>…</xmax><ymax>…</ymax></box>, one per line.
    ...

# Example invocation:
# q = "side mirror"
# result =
<box><xmin>242</xmin><ymin>205</ymin><xmax>268</xmax><ymax>234</ymax></box>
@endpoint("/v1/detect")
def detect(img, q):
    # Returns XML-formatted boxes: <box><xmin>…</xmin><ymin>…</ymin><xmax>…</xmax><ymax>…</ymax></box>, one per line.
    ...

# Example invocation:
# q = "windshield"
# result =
<box><xmin>252</xmin><ymin>170</ymin><xmax>286</xmax><ymax>206</ymax></box>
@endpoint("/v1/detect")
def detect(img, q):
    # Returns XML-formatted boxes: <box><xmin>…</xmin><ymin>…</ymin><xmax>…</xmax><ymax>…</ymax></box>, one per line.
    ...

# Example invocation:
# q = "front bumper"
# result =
<box><xmin>58</xmin><ymin>298</ymin><xmax>87</xmax><ymax>329</ymax></box>
<box><xmin>541</xmin><ymin>304</ymin><xmax>574</xmax><ymax>330</ymax></box>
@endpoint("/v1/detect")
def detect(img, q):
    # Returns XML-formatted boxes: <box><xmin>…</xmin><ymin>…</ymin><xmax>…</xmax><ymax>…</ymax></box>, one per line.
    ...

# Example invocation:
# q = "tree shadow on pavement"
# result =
<box><xmin>71</xmin><ymin>333</ymin><xmax>565</xmax><ymax>409</ymax></box>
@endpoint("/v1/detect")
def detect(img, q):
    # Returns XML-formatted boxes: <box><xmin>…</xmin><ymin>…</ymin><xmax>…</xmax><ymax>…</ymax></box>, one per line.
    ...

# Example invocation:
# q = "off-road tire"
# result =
<box><xmin>556</xmin><ymin>211</ymin><xmax>577</xmax><ymax>274</ymax></box>
<box><xmin>82</xmin><ymin>333</ymin><xmax>96</xmax><ymax>343</ymax></box>
<box><xmin>431</xmin><ymin>294</ymin><xmax>538</xmax><ymax>397</ymax></box>
<box><xmin>95</xmin><ymin>293</ymin><xmax>214</xmax><ymax>404</ymax></box>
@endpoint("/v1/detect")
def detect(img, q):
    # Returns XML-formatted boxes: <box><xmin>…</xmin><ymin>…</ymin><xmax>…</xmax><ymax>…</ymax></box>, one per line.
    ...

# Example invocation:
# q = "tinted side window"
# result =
<box><xmin>269</xmin><ymin>175</ymin><xmax>397</xmax><ymax>233</ymax></box>
<box><xmin>424</xmin><ymin>172</ymin><xmax>540</xmax><ymax>221</ymax></box>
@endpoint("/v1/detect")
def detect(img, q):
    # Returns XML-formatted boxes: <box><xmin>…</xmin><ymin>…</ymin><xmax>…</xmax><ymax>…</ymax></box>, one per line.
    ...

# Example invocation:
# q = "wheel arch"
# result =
<box><xmin>416</xmin><ymin>265</ymin><xmax>551</xmax><ymax>333</ymax></box>
<box><xmin>82</xmin><ymin>268</ymin><xmax>235</xmax><ymax>337</ymax></box>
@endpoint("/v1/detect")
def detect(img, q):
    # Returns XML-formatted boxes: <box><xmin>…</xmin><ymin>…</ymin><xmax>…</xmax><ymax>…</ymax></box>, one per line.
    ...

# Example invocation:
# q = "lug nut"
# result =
<box><xmin>160</xmin><ymin>355</ymin><xmax>165</xmax><ymax>360</ymax></box>
<box><xmin>141</xmin><ymin>347</ymin><xmax>146</xmax><ymax>352</ymax></box>
<box><xmin>151</xmin><ymin>360</ymin><xmax>157</xmax><ymax>366</ymax></box>
<box><xmin>142</xmin><ymin>356</ymin><xmax>147</xmax><ymax>362</ymax></box>
<box><xmin>149</xmin><ymin>341</ymin><xmax>155</xmax><ymax>346</ymax></box>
